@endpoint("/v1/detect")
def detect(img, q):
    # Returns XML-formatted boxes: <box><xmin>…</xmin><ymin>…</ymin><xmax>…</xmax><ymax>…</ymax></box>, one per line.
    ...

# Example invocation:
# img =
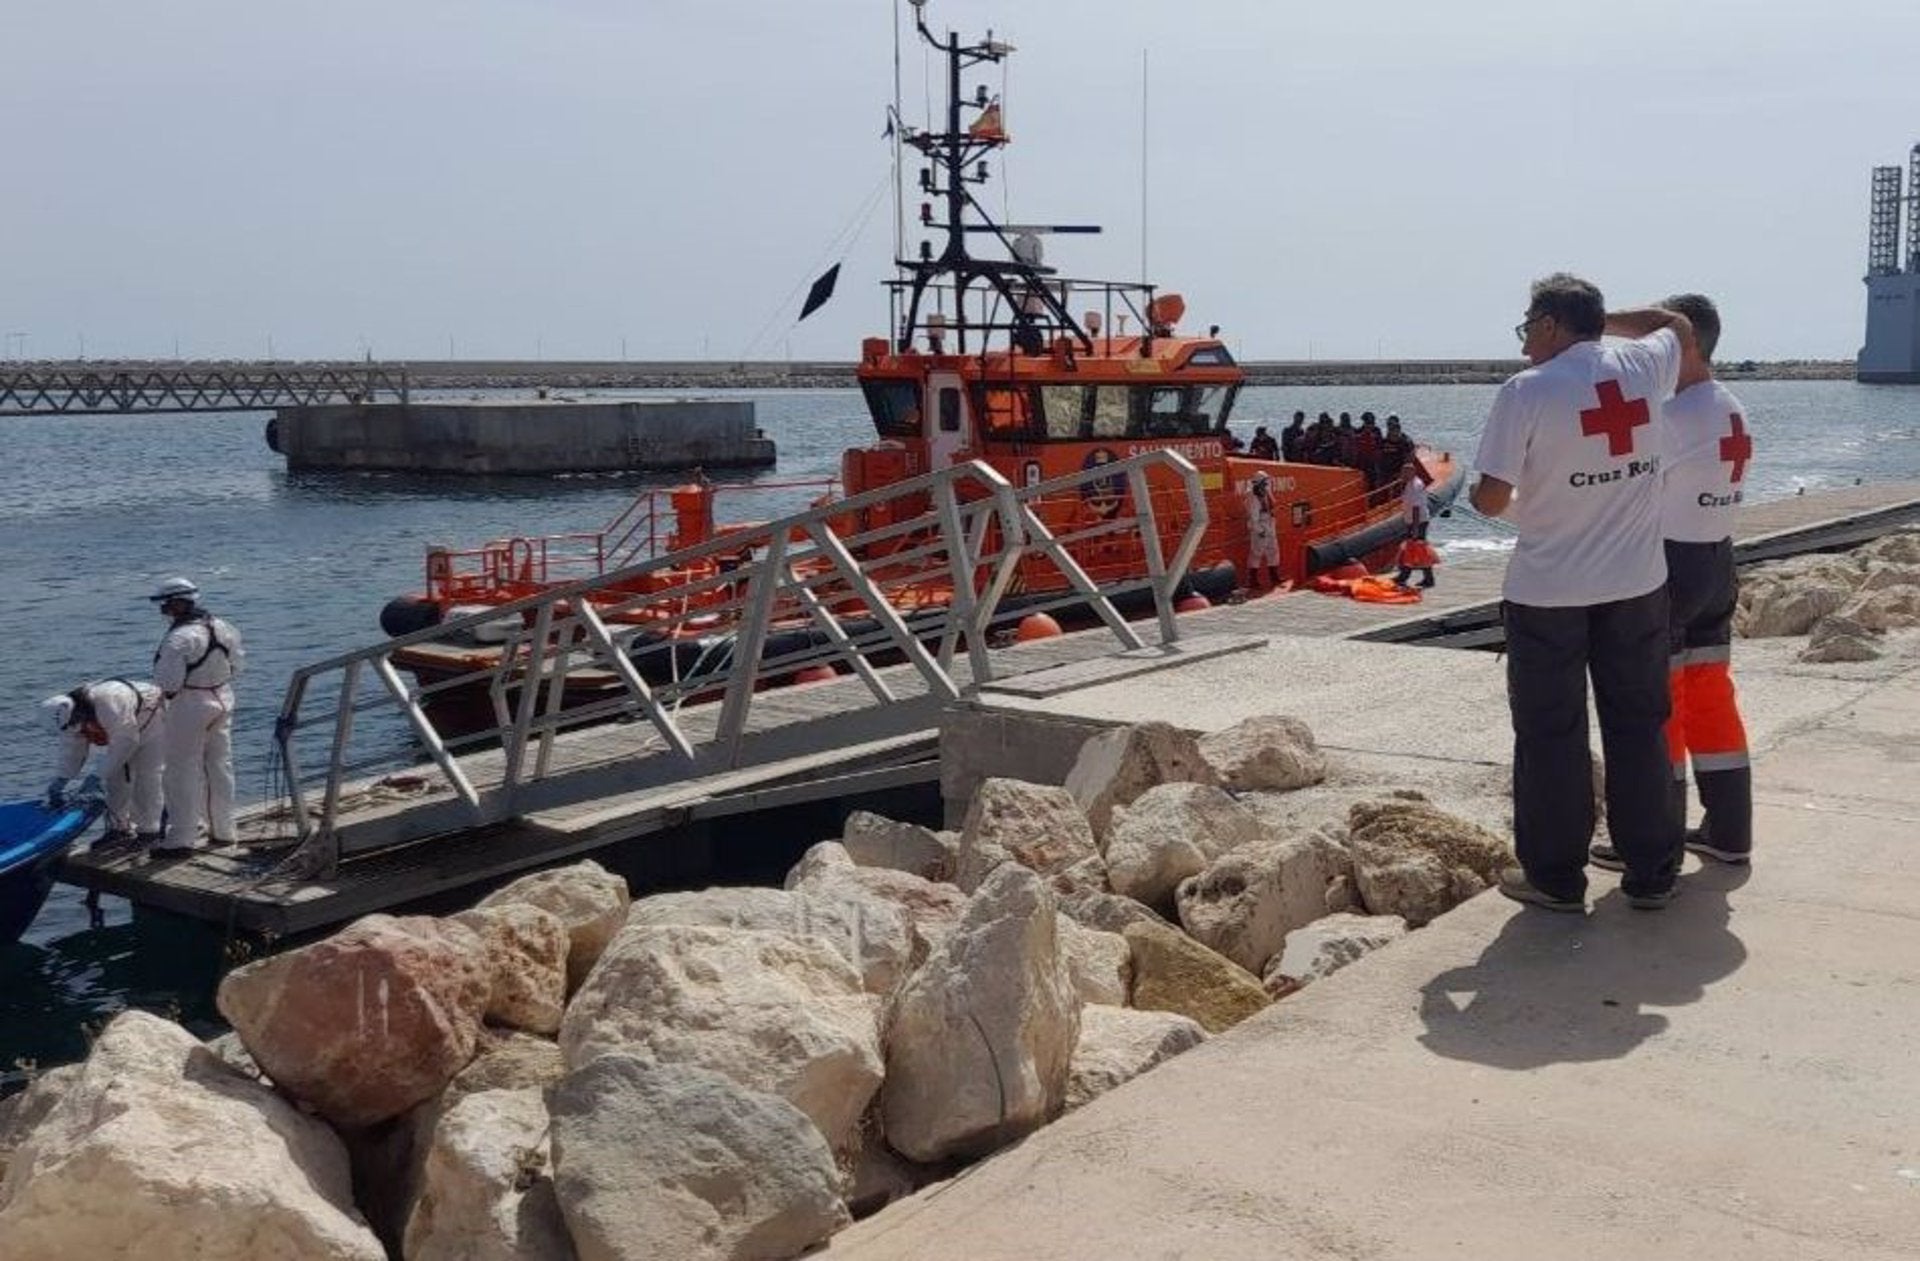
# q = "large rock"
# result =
<box><xmin>0</xmin><ymin>1066</ymin><xmax>80</xmax><ymax>1184</ymax></box>
<box><xmin>955</xmin><ymin>777</ymin><xmax>1099</xmax><ymax>892</ymax></box>
<box><xmin>559</xmin><ymin>923</ymin><xmax>882</xmax><ymax>1153</ymax></box>
<box><xmin>1801</xmin><ymin>614</ymin><xmax>1884</xmax><ymax>663</ymax></box>
<box><xmin>1174</xmin><ymin>824</ymin><xmax>1354</xmax><ymax>975</ymax></box>
<box><xmin>453</xmin><ymin>903</ymin><xmax>571</xmax><ymax>1035</ymax></box>
<box><xmin>1197</xmin><ymin>714</ymin><xmax>1328</xmax><ymax>792</ymax></box>
<box><xmin>1855</xmin><ymin>561</ymin><xmax>1920</xmax><ymax>593</ymax></box>
<box><xmin>839</xmin><ymin>810</ymin><xmax>956</xmax><ymax>881</ymax></box>
<box><xmin>549</xmin><ymin>1057</ymin><xmax>848</xmax><ymax>1261</ymax></box>
<box><xmin>786</xmin><ymin>853</ymin><xmax>969</xmax><ymax>979</ymax></box>
<box><xmin>217</xmin><ymin>913</ymin><xmax>492</xmax><ymax>1128</ymax></box>
<box><xmin>1056</xmin><ymin>913</ymin><xmax>1132</xmax><ymax>1006</ymax></box>
<box><xmin>403</xmin><ymin>1087</ymin><xmax>571</xmax><ymax>1261</ymax></box>
<box><xmin>1123</xmin><ymin>919</ymin><xmax>1270</xmax><ymax>1034</ymax></box>
<box><xmin>1057</xmin><ymin>887</ymin><xmax>1174</xmax><ymax>936</ymax></box>
<box><xmin>477</xmin><ymin>860</ymin><xmax>630</xmax><ymax>991</ymax></box>
<box><xmin>455</xmin><ymin>1029</ymin><xmax>568</xmax><ymax>1096</ymax></box>
<box><xmin>1346</xmin><ymin>799</ymin><xmax>1511</xmax><ymax>926</ymax></box>
<box><xmin>1265</xmin><ymin>912</ymin><xmax>1411</xmax><ymax>993</ymax></box>
<box><xmin>1065</xmin><ymin>1005</ymin><xmax>1208</xmax><ymax>1110</ymax></box>
<box><xmin>1740</xmin><ymin>577</ymin><xmax>1854</xmax><ymax>638</ymax></box>
<box><xmin>1839</xmin><ymin>586</ymin><xmax>1920</xmax><ymax>632</ymax></box>
<box><xmin>0</xmin><ymin>1011</ymin><xmax>384</xmax><ymax>1261</ymax></box>
<box><xmin>783</xmin><ymin>839</ymin><xmax>854</xmax><ymax>886</ymax></box>
<box><xmin>1860</xmin><ymin>528</ymin><xmax>1920</xmax><ymax>566</ymax></box>
<box><xmin>1104</xmin><ymin>782</ymin><xmax>1265</xmax><ymax>910</ymax></box>
<box><xmin>630</xmin><ymin>883</ymin><xmax>913</xmax><ymax>997</ymax></box>
<box><xmin>1064</xmin><ymin>721</ymin><xmax>1219</xmax><ymax>840</ymax></box>
<box><xmin>882</xmin><ymin>865</ymin><xmax>1081</xmax><ymax>1162</ymax></box>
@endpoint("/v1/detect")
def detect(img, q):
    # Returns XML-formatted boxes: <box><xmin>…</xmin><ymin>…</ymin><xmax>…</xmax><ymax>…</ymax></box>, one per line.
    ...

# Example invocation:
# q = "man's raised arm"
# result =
<box><xmin>1604</xmin><ymin>306</ymin><xmax>1698</xmax><ymax>359</ymax></box>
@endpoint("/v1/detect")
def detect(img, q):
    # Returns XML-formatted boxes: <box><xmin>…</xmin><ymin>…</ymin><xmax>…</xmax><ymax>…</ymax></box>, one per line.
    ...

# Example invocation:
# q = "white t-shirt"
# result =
<box><xmin>1473</xmin><ymin>329</ymin><xmax>1681</xmax><ymax>607</ymax></box>
<box><xmin>1400</xmin><ymin>475</ymin><xmax>1429</xmax><ymax>521</ymax></box>
<box><xmin>1660</xmin><ymin>379</ymin><xmax>1750</xmax><ymax>543</ymax></box>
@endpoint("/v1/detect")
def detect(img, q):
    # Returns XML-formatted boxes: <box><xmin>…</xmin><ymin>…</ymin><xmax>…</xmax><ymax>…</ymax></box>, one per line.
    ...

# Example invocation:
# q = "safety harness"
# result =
<box><xmin>156</xmin><ymin>609</ymin><xmax>233</xmax><ymax>686</ymax></box>
<box><xmin>65</xmin><ymin>678</ymin><xmax>149</xmax><ymax>746</ymax></box>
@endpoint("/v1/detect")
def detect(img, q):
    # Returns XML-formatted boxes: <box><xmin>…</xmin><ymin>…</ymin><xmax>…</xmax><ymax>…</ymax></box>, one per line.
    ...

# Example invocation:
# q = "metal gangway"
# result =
<box><xmin>0</xmin><ymin>362</ymin><xmax>409</xmax><ymax>417</ymax></box>
<box><xmin>265</xmin><ymin>451</ymin><xmax>1209</xmax><ymax>878</ymax></box>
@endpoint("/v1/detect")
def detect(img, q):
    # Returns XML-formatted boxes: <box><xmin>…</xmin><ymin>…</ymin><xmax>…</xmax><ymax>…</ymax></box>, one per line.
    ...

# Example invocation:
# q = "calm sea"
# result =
<box><xmin>4</xmin><ymin>379</ymin><xmax>1919</xmax><ymax>1080</ymax></box>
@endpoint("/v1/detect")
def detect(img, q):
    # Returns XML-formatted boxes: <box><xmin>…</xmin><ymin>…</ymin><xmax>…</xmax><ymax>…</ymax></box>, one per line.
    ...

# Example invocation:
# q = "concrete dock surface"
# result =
<box><xmin>828</xmin><ymin>633</ymin><xmax>1920</xmax><ymax>1260</ymax></box>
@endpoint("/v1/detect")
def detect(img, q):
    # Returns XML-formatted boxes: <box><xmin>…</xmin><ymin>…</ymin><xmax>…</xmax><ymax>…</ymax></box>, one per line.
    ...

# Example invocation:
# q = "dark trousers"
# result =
<box><xmin>1504</xmin><ymin>585</ymin><xmax>1681</xmax><ymax>900</ymax></box>
<box><xmin>1665</xmin><ymin>539</ymin><xmax>1752</xmax><ymax>853</ymax></box>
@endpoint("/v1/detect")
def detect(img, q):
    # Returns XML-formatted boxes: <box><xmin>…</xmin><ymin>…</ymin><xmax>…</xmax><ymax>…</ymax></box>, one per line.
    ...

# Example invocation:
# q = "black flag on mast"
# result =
<box><xmin>798</xmin><ymin>263</ymin><xmax>840</xmax><ymax>322</ymax></box>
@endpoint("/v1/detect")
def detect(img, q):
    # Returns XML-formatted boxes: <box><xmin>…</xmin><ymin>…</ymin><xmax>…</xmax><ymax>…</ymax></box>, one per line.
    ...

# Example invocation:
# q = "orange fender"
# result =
<box><xmin>1398</xmin><ymin>540</ymin><xmax>1441</xmax><ymax>568</ymax></box>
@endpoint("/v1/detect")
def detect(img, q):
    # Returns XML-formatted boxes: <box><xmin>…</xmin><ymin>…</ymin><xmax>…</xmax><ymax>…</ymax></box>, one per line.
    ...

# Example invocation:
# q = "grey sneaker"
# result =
<box><xmin>1496</xmin><ymin>868</ymin><xmax>1586</xmax><ymax>913</ymax></box>
<box><xmin>1683</xmin><ymin>831</ymin><xmax>1750</xmax><ymax>865</ymax></box>
<box><xmin>1589</xmin><ymin>841</ymin><xmax>1625</xmax><ymax>872</ymax></box>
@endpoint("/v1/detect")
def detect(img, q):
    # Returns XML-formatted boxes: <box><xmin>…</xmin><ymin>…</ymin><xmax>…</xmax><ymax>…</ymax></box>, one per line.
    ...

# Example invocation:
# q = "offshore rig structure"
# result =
<box><xmin>1860</xmin><ymin>145</ymin><xmax>1920</xmax><ymax>383</ymax></box>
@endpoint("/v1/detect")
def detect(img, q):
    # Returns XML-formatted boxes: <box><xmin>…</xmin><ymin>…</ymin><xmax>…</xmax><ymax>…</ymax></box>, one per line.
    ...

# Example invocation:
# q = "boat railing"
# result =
<box><xmin>271</xmin><ymin>451</ymin><xmax>1206</xmax><ymax>875</ymax></box>
<box><xmin>425</xmin><ymin>476</ymin><xmax>843</xmax><ymax>601</ymax></box>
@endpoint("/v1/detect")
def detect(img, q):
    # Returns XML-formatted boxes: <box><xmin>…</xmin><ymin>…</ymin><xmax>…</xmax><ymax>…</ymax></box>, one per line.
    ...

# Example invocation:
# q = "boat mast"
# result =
<box><xmin>894</xmin><ymin>3</ymin><xmax>1098</xmax><ymax>358</ymax></box>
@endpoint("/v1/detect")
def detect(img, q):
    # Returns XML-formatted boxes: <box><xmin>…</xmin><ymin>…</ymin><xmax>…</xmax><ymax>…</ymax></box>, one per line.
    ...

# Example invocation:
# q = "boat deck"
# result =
<box><xmin>56</xmin><ymin>480</ymin><xmax>1920</xmax><ymax>937</ymax></box>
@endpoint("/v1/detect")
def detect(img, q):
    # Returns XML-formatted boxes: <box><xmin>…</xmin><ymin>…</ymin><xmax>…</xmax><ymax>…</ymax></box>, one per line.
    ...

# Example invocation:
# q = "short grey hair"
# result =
<box><xmin>1662</xmin><ymin>292</ymin><xmax>1720</xmax><ymax>361</ymax></box>
<box><xmin>1527</xmin><ymin>273</ymin><xmax>1605</xmax><ymax>338</ymax></box>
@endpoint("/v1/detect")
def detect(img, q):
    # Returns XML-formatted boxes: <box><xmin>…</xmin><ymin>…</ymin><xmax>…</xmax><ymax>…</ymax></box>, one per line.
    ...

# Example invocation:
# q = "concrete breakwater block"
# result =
<box><xmin>268</xmin><ymin>398</ymin><xmax>774</xmax><ymax>474</ymax></box>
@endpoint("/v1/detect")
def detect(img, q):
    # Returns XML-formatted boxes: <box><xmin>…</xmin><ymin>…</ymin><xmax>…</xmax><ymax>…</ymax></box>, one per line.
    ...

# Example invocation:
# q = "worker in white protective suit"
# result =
<box><xmin>149</xmin><ymin>577</ymin><xmax>245</xmax><ymax>857</ymax></box>
<box><xmin>1244</xmin><ymin>470</ymin><xmax>1283</xmax><ymax>592</ymax></box>
<box><xmin>40</xmin><ymin>679</ymin><xmax>167</xmax><ymax>852</ymax></box>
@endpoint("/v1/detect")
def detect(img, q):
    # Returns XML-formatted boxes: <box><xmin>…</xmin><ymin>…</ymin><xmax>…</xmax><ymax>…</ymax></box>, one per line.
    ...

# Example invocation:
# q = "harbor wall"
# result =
<box><xmin>267</xmin><ymin>398</ymin><xmax>775</xmax><ymax>474</ymax></box>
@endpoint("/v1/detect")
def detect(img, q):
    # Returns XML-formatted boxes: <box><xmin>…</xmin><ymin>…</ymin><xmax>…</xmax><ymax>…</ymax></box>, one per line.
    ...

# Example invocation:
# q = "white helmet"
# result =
<box><xmin>149</xmin><ymin>577</ymin><xmax>200</xmax><ymax>603</ymax></box>
<box><xmin>41</xmin><ymin>694</ymin><xmax>75</xmax><ymax>733</ymax></box>
<box><xmin>1251</xmin><ymin>470</ymin><xmax>1270</xmax><ymax>484</ymax></box>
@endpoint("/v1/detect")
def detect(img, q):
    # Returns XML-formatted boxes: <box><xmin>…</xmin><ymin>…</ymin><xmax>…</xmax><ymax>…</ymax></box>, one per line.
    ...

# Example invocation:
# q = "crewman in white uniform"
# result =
<box><xmin>150</xmin><ymin>577</ymin><xmax>245</xmax><ymax>856</ymax></box>
<box><xmin>1245</xmin><ymin>470</ymin><xmax>1283</xmax><ymax>592</ymax></box>
<box><xmin>40</xmin><ymin>678</ymin><xmax>167</xmax><ymax>851</ymax></box>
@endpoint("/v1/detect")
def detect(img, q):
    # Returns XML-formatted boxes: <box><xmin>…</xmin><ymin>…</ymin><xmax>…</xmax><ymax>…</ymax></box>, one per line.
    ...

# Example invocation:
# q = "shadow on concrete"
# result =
<box><xmin>1416</xmin><ymin>864</ymin><xmax>1750</xmax><ymax>1070</ymax></box>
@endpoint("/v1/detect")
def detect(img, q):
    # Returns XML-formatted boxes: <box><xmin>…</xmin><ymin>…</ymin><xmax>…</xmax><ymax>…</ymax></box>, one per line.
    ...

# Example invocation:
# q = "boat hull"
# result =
<box><xmin>0</xmin><ymin>797</ymin><xmax>104</xmax><ymax>944</ymax></box>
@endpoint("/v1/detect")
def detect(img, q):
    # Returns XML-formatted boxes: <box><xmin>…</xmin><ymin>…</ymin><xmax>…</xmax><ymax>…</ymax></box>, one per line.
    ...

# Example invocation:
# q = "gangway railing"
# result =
<box><xmin>270</xmin><ymin>451</ymin><xmax>1207</xmax><ymax>875</ymax></box>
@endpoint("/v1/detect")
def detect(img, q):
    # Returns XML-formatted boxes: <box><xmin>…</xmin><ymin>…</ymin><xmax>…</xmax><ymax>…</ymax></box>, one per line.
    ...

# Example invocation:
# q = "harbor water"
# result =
<box><xmin>4</xmin><ymin>379</ymin><xmax>1919</xmax><ymax>1083</ymax></box>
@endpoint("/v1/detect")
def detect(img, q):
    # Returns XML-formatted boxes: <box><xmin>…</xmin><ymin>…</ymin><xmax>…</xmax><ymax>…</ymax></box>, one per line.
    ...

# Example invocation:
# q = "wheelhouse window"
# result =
<box><xmin>972</xmin><ymin>381</ymin><xmax>1238</xmax><ymax>442</ymax></box>
<box><xmin>1185</xmin><ymin>346</ymin><xmax>1235</xmax><ymax>366</ymax></box>
<box><xmin>861</xmin><ymin>379</ymin><xmax>922</xmax><ymax>438</ymax></box>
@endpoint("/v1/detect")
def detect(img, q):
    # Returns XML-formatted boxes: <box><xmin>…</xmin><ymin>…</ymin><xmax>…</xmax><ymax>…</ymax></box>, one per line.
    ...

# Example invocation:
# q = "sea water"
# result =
<box><xmin>4</xmin><ymin>379</ymin><xmax>1919</xmax><ymax>1080</ymax></box>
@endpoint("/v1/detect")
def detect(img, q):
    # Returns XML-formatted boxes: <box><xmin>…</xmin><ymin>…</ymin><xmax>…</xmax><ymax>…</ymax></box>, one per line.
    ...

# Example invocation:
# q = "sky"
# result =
<box><xmin>5</xmin><ymin>0</ymin><xmax>1919</xmax><ymax>364</ymax></box>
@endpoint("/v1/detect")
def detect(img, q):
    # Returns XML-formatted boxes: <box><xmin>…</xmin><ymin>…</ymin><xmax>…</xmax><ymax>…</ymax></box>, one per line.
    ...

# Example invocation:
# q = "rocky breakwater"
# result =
<box><xmin>1737</xmin><ymin>526</ymin><xmax>1920</xmax><ymax>663</ymax></box>
<box><xmin>0</xmin><ymin>716</ymin><xmax>1517</xmax><ymax>1261</ymax></box>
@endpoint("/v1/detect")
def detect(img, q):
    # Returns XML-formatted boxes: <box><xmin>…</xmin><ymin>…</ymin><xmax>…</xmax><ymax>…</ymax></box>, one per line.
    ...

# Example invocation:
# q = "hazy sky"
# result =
<box><xmin>6</xmin><ymin>0</ymin><xmax>1919</xmax><ymax>363</ymax></box>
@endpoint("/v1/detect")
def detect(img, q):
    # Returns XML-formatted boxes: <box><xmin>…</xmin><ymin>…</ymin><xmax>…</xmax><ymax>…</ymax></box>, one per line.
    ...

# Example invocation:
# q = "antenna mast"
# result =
<box><xmin>1141</xmin><ymin>49</ymin><xmax>1149</xmax><ymax>286</ymax></box>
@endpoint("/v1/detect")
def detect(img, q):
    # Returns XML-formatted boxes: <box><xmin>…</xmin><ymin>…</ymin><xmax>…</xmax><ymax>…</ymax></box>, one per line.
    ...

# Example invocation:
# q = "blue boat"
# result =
<box><xmin>0</xmin><ymin>787</ymin><xmax>104</xmax><ymax>944</ymax></box>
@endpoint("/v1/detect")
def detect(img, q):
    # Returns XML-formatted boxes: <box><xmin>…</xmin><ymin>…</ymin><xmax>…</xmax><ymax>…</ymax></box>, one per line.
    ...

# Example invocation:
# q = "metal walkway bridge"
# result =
<box><xmin>61</xmin><ymin>448</ymin><xmax>1219</xmax><ymax>932</ymax></box>
<box><xmin>0</xmin><ymin>362</ymin><xmax>409</xmax><ymax>417</ymax></box>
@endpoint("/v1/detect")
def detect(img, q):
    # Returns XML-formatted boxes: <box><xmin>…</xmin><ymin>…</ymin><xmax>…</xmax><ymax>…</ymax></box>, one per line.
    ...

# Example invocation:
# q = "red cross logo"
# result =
<box><xmin>1579</xmin><ymin>379</ymin><xmax>1650</xmax><ymax>457</ymax></box>
<box><xmin>1719</xmin><ymin>412</ymin><xmax>1751</xmax><ymax>484</ymax></box>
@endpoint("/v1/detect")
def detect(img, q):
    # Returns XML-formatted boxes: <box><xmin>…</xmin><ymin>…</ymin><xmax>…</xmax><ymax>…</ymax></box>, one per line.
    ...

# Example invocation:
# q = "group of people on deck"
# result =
<box><xmin>40</xmin><ymin>578</ymin><xmax>245</xmax><ymax>860</ymax></box>
<box><xmin>1248</xmin><ymin>411</ymin><xmax>1417</xmax><ymax>492</ymax></box>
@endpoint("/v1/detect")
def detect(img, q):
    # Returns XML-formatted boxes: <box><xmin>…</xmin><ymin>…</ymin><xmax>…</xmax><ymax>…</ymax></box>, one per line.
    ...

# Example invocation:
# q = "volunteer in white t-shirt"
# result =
<box><xmin>1469</xmin><ymin>272</ymin><xmax>1696</xmax><ymax>912</ymax></box>
<box><xmin>1590</xmin><ymin>293</ymin><xmax>1753</xmax><ymax>873</ymax></box>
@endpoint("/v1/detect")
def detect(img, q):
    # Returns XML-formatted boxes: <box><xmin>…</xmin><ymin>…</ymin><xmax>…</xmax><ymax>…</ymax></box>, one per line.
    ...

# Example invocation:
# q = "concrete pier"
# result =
<box><xmin>827</xmin><ymin>630</ymin><xmax>1920</xmax><ymax>1260</ymax></box>
<box><xmin>267</xmin><ymin>397</ymin><xmax>774</xmax><ymax>474</ymax></box>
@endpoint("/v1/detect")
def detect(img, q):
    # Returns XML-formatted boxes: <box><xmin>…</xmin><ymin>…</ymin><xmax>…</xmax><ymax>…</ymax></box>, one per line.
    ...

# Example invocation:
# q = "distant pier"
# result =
<box><xmin>267</xmin><ymin>397</ymin><xmax>775</xmax><ymax>475</ymax></box>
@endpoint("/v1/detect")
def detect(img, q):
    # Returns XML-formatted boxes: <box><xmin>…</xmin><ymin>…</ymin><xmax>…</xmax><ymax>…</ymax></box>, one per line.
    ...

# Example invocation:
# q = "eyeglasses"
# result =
<box><xmin>1514</xmin><ymin>313</ymin><xmax>1548</xmax><ymax>344</ymax></box>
